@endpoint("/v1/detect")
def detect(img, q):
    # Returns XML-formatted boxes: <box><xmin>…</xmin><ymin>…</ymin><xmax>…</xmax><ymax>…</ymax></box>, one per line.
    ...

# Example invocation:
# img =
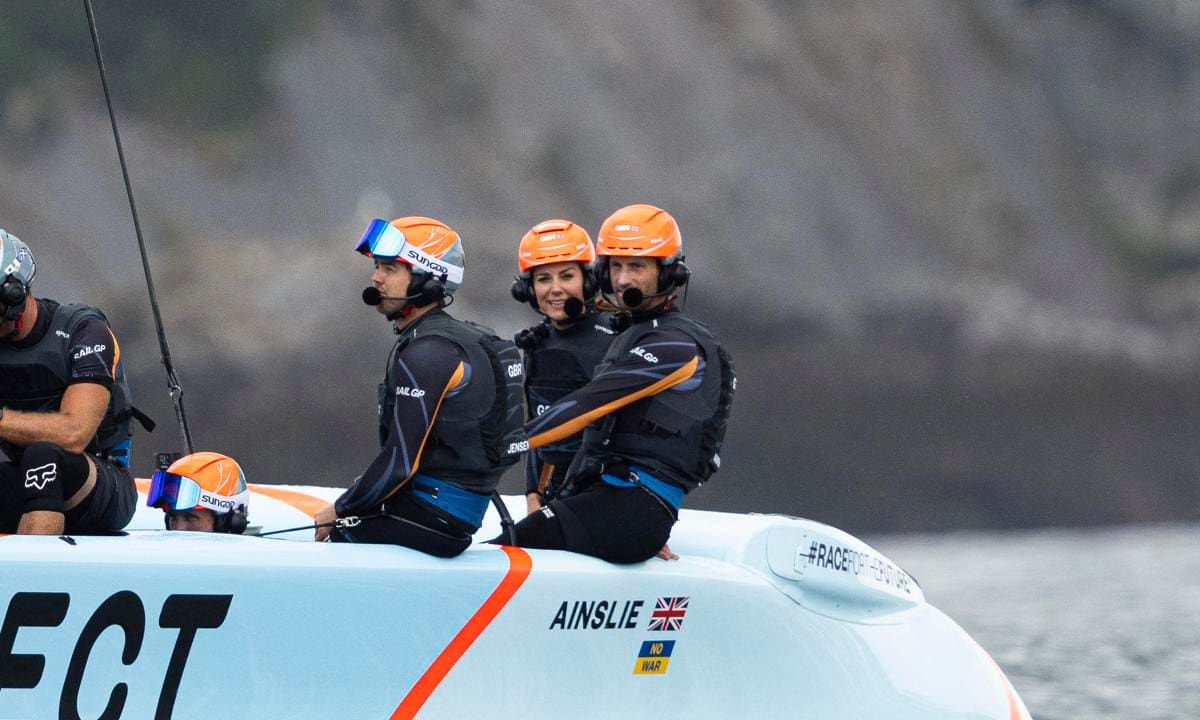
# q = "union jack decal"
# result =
<box><xmin>647</xmin><ymin>596</ymin><xmax>689</xmax><ymax>631</ymax></box>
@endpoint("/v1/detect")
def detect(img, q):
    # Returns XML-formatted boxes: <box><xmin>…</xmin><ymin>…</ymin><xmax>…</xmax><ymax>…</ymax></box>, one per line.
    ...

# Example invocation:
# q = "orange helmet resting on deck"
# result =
<box><xmin>595</xmin><ymin>204</ymin><xmax>690</xmax><ymax>294</ymax></box>
<box><xmin>147</xmin><ymin>451</ymin><xmax>250</xmax><ymax>533</ymax></box>
<box><xmin>511</xmin><ymin>219</ymin><xmax>598</xmax><ymax>308</ymax></box>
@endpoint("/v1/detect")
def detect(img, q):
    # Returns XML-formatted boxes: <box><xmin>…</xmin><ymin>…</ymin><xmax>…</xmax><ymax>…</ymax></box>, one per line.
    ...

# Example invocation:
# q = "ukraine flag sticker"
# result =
<box><xmin>633</xmin><ymin>640</ymin><xmax>675</xmax><ymax>675</ymax></box>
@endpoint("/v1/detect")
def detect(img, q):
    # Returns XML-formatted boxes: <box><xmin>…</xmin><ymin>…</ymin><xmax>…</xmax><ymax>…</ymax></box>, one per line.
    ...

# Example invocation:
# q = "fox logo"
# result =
<box><xmin>25</xmin><ymin>463</ymin><xmax>57</xmax><ymax>491</ymax></box>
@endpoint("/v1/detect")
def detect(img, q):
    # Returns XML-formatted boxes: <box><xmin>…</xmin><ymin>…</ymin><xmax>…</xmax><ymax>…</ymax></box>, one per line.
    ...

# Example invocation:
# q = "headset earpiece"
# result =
<box><xmin>596</xmin><ymin>258</ymin><xmax>613</xmax><ymax>295</ymax></box>
<box><xmin>659</xmin><ymin>259</ymin><xmax>690</xmax><ymax>292</ymax></box>
<box><xmin>510</xmin><ymin>275</ymin><xmax>539</xmax><ymax>309</ymax></box>
<box><xmin>0</xmin><ymin>278</ymin><xmax>27</xmax><ymax>308</ymax></box>
<box><xmin>223</xmin><ymin>509</ymin><xmax>249</xmax><ymax>535</ymax></box>
<box><xmin>408</xmin><ymin>272</ymin><xmax>447</xmax><ymax>307</ymax></box>
<box><xmin>582</xmin><ymin>265</ymin><xmax>599</xmax><ymax>302</ymax></box>
<box><xmin>511</xmin><ymin>276</ymin><xmax>531</xmax><ymax>304</ymax></box>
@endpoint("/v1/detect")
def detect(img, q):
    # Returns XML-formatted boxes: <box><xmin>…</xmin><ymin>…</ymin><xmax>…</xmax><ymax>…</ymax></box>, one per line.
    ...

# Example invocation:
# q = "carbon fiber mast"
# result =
<box><xmin>82</xmin><ymin>0</ymin><xmax>195</xmax><ymax>455</ymax></box>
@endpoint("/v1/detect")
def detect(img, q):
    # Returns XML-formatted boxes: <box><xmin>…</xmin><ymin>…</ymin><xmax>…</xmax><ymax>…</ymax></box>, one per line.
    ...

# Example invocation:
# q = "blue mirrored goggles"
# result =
<box><xmin>146</xmin><ymin>469</ymin><xmax>202</xmax><ymax>511</ymax></box>
<box><xmin>355</xmin><ymin>219</ymin><xmax>408</xmax><ymax>259</ymax></box>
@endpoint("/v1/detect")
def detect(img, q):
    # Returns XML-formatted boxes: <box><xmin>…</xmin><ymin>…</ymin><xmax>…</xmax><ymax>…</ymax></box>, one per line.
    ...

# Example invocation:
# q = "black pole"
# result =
<box><xmin>82</xmin><ymin>0</ymin><xmax>195</xmax><ymax>455</ymax></box>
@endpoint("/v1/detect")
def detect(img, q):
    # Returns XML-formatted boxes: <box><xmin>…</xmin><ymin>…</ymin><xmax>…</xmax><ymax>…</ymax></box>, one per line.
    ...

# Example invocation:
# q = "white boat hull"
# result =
<box><xmin>0</xmin><ymin>484</ymin><xmax>1030</xmax><ymax>719</ymax></box>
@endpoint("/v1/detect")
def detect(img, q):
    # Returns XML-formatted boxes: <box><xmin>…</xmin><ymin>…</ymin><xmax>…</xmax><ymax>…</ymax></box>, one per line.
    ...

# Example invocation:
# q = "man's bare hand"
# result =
<box><xmin>656</xmin><ymin>543</ymin><xmax>679</xmax><ymax>561</ymax></box>
<box><xmin>525</xmin><ymin>492</ymin><xmax>543</xmax><ymax>516</ymax></box>
<box><xmin>314</xmin><ymin>503</ymin><xmax>337</xmax><ymax>542</ymax></box>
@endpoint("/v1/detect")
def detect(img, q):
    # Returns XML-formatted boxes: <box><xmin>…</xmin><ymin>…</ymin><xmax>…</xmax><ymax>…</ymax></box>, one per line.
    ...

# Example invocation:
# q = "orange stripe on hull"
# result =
<box><xmin>136</xmin><ymin>478</ymin><xmax>328</xmax><ymax>519</ymax></box>
<box><xmin>391</xmin><ymin>545</ymin><xmax>533</xmax><ymax>719</ymax></box>
<box><xmin>975</xmin><ymin>639</ymin><xmax>1023</xmax><ymax>720</ymax></box>
<box><xmin>245</xmin><ymin>484</ymin><xmax>327</xmax><ymax>519</ymax></box>
<box><xmin>995</xmin><ymin>663</ymin><xmax>1021</xmax><ymax>720</ymax></box>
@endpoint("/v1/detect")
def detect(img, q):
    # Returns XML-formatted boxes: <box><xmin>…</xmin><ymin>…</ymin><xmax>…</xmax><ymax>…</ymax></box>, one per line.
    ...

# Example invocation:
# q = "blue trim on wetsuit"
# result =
<box><xmin>410</xmin><ymin>473</ymin><xmax>491</xmax><ymax>528</ymax></box>
<box><xmin>600</xmin><ymin>465</ymin><xmax>684</xmax><ymax>511</ymax></box>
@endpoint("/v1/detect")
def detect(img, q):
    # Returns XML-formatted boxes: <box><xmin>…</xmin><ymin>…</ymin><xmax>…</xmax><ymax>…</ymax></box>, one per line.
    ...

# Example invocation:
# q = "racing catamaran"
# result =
<box><xmin>0</xmin><ymin>485</ymin><xmax>1031</xmax><ymax>719</ymax></box>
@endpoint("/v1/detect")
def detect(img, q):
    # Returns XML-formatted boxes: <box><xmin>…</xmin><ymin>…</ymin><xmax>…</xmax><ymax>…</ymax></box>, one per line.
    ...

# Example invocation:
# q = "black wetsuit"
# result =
<box><xmin>501</xmin><ymin>307</ymin><xmax>735</xmax><ymax>563</ymax></box>
<box><xmin>0</xmin><ymin>299</ymin><xmax>138</xmax><ymax>533</ymax></box>
<box><xmin>331</xmin><ymin>309</ymin><xmax>522</xmax><ymax>557</ymax></box>
<box><xmin>520</xmin><ymin>313</ymin><xmax>615</xmax><ymax>502</ymax></box>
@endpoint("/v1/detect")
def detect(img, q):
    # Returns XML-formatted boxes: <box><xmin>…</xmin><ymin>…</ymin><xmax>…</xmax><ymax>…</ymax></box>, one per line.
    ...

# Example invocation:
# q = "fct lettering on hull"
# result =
<box><xmin>0</xmin><ymin>590</ymin><xmax>231</xmax><ymax>720</ymax></box>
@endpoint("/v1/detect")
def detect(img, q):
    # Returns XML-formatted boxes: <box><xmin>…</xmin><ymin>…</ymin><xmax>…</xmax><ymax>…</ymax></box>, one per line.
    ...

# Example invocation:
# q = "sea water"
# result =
<box><xmin>873</xmin><ymin>523</ymin><xmax>1200</xmax><ymax>720</ymax></box>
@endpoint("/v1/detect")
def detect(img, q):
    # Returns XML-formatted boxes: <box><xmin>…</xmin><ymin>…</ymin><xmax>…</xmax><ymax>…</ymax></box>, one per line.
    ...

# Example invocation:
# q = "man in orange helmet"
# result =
<box><xmin>501</xmin><ymin>205</ymin><xmax>736</xmax><ymax>563</ymax></box>
<box><xmin>313</xmin><ymin>216</ymin><xmax>523</xmax><ymax>557</ymax></box>
<box><xmin>146</xmin><ymin>452</ymin><xmax>250</xmax><ymax>533</ymax></box>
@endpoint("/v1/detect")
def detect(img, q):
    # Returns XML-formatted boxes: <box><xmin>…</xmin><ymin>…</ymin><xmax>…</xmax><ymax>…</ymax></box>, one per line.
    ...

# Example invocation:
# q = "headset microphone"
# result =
<box><xmin>620</xmin><ymin>288</ymin><xmax>645</xmax><ymax>308</ymax></box>
<box><xmin>362</xmin><ymin>287</ymin><xmax>418</xmax><ymax>305</ymax></box>
<box><xmin>618</xmin><ymin>286</ymin><xmax>676</xmax><ymax>308</ymax></box>
<box><xmin>563</xmin><ymin>297</ymin><xmax>585</xmax><ymax>319</ymax></box>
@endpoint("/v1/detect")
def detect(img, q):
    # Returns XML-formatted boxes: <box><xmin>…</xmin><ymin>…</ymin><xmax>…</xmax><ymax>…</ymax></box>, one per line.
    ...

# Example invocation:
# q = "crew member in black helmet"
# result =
<box><xmin>313</xmin><ymin>216</ymin><xmax>523</xmax><ymax>557</ymax></box>
<box><xmin>509</xmin><ymin>219</ymin><xmax>615</xmax><ymax>517</ymax></box>
<box><xmin>0</xmin><ymin>228</ymin><xmax>152</xmax><ymax>535</ymax></box>
<box><xmin>503</xmin><ymin>205</ymin><xmax>736</xmax><ymax>563</ymax></box>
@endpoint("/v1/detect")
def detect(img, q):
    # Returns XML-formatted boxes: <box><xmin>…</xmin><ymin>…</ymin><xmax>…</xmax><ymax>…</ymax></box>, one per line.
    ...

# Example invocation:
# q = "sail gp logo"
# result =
<box><xmin>630</xmin><ymin>347</ymin><xmax>658</xmax><ymax>363</ymax></box>
<box><xmin>25</xmin><ymin>463</ymin><xmax>57</xmax><ymax>490</ymax></box>
<box><xmin>72</xmin><ymin>344</ymin><xmax>106</xmax><ymax>361</ymax></box>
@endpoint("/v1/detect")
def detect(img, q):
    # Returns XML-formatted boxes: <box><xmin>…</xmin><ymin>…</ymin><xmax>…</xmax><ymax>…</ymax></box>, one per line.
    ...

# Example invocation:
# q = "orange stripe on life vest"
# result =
<box><xmin>529</xmin><ymin>355</ymin><xmax>699</xmax><ymax>449</ymax></box>
<box><xmin>536</xmin><ymin>463</ymin><xmax>554</xmax><ymax>495</ymax></box>
<box><xmin>107</xmin><ymin>328</ymin><xmax>121</xmax><ymax>378</ymax></box>
<box><xmin>136</xmin><ymin>477</ymin><xmax>329</xmax><ymax>519</ymax></box>
<box><xmin>379</xmin><ymin>360</ymin><xmax>465</xmax><ymax>506</ymax></box>
<box><xmin>390</xmin><ymin>545</ymin><xmax>532</xmax><ymax>719</ymax></box>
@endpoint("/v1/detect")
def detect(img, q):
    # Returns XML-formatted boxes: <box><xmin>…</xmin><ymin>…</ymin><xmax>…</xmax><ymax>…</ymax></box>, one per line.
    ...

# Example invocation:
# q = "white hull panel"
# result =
<box><xmin>0</xmin><ymin>484</ymin><xmax>1030</xmax><ymax>719</ymax></box>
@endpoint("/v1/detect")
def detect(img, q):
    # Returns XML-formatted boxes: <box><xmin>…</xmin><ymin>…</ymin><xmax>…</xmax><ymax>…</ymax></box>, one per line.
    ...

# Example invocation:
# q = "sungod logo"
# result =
<box><xmin>200</xmin><ymin>493</ymin><xmax>236</xmax><ymax>511</ymax></box>
<box><xmin>72</xmin><ymin>344</ymin><xmax>106</xmax><ymax>361</ymax></box>
<box><xmin>405</xmin><ymin>249</ymin><xmax>450</xmax><ymax>276</ymax></box>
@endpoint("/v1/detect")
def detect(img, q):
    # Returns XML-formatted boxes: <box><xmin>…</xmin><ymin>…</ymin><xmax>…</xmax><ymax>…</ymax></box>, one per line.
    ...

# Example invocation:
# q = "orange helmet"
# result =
<box><xmin>517</xmin><ymin>219</ymin><xmax>595</xmax><ymax>273</ymax></box>
<box><xmin>148</xmin><ymin>451</ymin><xmax>249</xmax><ymax>533</ymax></box>
<box><xmin>511</xmin><ymin>219</ymin><xmax>599</xmax><ymax>309</ymax></box>
<box><xmin>355</xmin><ymin>216</ymin><xmax>465</xmax><ymax>295</ymax></box>
<box><xmin>596</xmin><ymin>204</ymin><xmax>683</xmax><ymax>265</ymax></box>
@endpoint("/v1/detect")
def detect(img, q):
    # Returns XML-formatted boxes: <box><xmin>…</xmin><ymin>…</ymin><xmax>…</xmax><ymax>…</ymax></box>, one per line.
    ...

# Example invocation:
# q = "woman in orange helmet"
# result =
<box><xmin>509</xmin><ymin>220</ymin><xmax>615</xmax><ymax>515</ymax></box>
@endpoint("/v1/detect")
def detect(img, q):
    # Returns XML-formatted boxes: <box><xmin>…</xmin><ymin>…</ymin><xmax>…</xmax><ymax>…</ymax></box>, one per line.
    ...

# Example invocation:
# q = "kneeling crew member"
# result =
<box><xmin>509</xmin><ymin>219</ymin><xmax>614</xmax><ymax>516</ymax></box>
<box><xmin>147</xmin><ymin>451</ymin><xmax>250</xmax><ymax>533</ymax></box>
<box><xmin>314</xmin><ymin>216</ymin><xmax>523</xmax><ymax>557</ymax></box>
<box><xmin>0</xmin><ymin>229</ymin><xmax>150</xmax><ymax>535</ymax></box>
<box><xmin>504</xmin><ymin>204</ymin><xmax>736</xmax><ymax>563</ymax></box>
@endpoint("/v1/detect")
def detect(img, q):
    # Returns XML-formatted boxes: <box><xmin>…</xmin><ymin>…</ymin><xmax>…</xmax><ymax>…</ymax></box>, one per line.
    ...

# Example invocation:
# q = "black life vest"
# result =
<box><xmin>579</xmin><ymin>310</ymin><xmax>735</xmax><ymax>493</ymax></box>
<box><xmin>523</xmin><ymin>313</ymin><xmax>616</xmax><ymax>466</ymax></box>
<box><xmin>0</xmin><ymin>300</ymin><xmax>140</xmax><ymax>465</ymax></box>
<box><xmin>379</xmin><ymin>310</ymin><xmax>523</xmax><ymax>495</ymax></box>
